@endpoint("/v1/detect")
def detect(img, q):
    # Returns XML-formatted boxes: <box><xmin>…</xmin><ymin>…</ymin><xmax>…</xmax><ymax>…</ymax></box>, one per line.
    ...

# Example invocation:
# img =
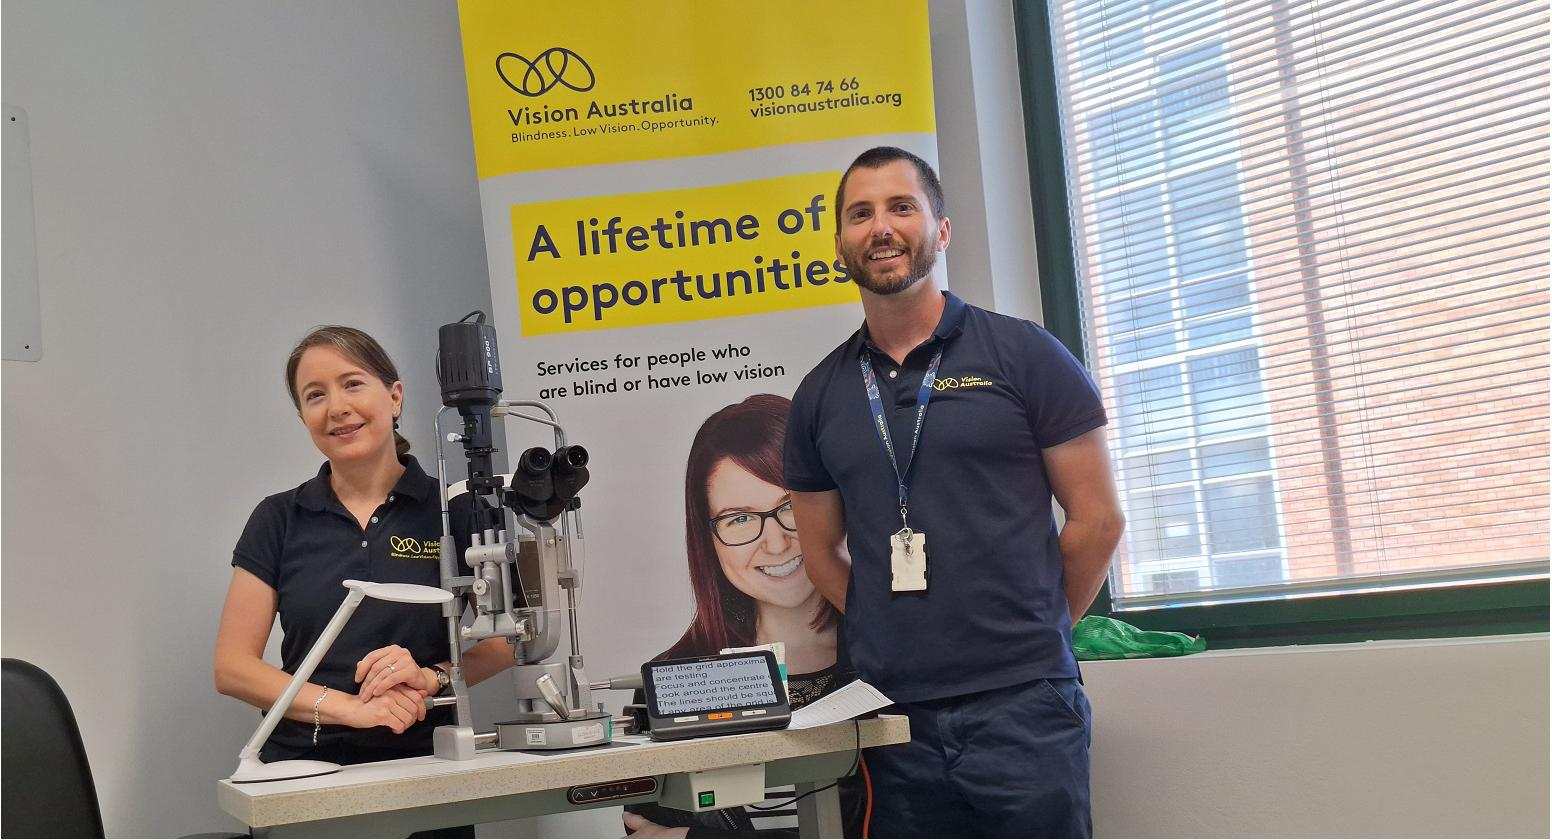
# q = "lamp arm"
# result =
<box><xmin>238</xmin><ymin>588</ymin><xmax>367</xmax><ymax>760</ymax></box>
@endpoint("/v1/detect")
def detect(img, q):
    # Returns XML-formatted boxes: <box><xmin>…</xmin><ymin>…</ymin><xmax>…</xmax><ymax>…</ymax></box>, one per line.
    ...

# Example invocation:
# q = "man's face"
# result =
<box><xmin>835</xmin><ymin>159</ymin><xmax>951</xmax><ymax>296</ymax></box>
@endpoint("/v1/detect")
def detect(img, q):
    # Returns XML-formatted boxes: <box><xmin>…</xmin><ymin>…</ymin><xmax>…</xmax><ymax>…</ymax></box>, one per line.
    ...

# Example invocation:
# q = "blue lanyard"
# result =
<box><xmin>859</xmin><ymin>347</ymin><xmax>943</xmax><ymax>529</ymax></box>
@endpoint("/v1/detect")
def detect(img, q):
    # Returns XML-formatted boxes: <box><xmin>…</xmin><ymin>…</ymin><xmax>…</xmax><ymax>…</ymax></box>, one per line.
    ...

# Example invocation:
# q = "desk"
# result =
<box><xmin>218</xmin><ymin>715</ymin><xmax>908</xmax><ymax>838</ymax></box>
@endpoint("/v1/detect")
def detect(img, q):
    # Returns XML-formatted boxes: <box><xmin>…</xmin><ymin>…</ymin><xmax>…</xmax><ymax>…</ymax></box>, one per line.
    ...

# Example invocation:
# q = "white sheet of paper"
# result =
<box><xmin>788</xmin><ymin>679</ymin><xmax>893</xmax><ymax>730</ymax></box>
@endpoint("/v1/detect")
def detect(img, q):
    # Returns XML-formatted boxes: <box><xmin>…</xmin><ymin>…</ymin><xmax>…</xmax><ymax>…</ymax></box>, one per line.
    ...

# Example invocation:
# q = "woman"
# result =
<box><xmin>624</xmin><ymin>394</ymin><xmax>866</xmax><ymax>839</ymax></box>
<box><xmin>212</xmin><ymin>327</ymin><xmax>512</xmax><ymax>800</ymax></box>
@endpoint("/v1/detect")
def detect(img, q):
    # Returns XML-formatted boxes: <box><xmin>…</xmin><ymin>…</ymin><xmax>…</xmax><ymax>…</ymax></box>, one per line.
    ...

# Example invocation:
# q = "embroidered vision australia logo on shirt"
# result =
<box><xmin>389</xmin><ymin>535</ymin><xmax>441</xmax><ymax>561</ymax></box>
<box><xmin>932</xmin><ymin>374</ymin><xmax>997</xmax><ymax>391</ymax></box>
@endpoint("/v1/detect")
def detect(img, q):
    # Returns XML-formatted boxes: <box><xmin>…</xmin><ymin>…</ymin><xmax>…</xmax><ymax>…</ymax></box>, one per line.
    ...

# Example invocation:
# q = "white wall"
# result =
<box><xmin>1085</xmin><ymin>635</ymin><xmax>1551</xmax><ymax>837</ymax></box>
<box><xmin>2</xmin><ymin>2</ymin><xmax>493</xmax><ymax>835</ymax></box>
<box><xmin>930</xmin><ymin>0</ymin><xmax>1045</xmax><ymax>322</ymax></box>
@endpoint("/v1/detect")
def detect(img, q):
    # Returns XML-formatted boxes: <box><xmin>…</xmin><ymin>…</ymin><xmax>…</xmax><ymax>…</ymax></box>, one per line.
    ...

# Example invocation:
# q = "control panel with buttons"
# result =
<box><xmin>565</xmin><ymin>777</ymin><xmax>657</xmax><ymax>806</ymax></box>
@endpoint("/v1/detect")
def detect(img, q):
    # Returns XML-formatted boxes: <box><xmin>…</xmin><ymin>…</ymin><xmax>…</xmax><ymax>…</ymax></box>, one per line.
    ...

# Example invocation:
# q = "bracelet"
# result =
<box><xmin>312</xmin><ymin>688</ymin><xmax>330</xmax><ymax>746</ymax></box>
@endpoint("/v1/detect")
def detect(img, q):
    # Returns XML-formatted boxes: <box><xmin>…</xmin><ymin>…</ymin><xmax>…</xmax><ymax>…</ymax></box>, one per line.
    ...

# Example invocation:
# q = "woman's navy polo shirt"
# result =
<box><xmin>783</xmin><ymin>292</ymin><xmax>1107</xmax><ymax>703</ymax></box>
<box><xmin>231</xmin><ymin>455</ymin><xmax>455</xmax><ymax>761</ymax></box>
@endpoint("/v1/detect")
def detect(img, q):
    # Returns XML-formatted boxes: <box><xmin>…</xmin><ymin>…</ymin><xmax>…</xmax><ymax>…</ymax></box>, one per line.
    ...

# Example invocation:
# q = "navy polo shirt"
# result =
<box><xmin>231</xmin><ymin>455</ymin><xmax>456</xmax><ymax>761</ymax></box>
<box><xmin>784</xmin><ymin>292</ymin><xmax>1107</xmax><ymax>703</ymax></box>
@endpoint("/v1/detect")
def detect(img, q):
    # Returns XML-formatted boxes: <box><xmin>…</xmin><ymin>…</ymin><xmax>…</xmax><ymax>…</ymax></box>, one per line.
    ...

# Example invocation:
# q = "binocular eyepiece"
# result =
<box><xmin>505</xmin><ymin>445</ymin><xmax>591</xmax><ymax>521</ymax></box>
<box><xmin>517</xmin><ymin>446</ymin><xmax>553</xmax><ymax>476</ymax></box>
<box><xmin>553</xmin><ymin>445</ymin><xmax>588</xmax><ymax>474</ymax></box>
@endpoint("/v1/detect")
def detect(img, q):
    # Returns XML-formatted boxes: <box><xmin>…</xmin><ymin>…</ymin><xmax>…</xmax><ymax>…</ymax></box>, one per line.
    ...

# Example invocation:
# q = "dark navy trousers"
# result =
<box><xmin>865</xmin><ymin>677</ymin><xmax>1093</xmax><ymax>838</ymax></box>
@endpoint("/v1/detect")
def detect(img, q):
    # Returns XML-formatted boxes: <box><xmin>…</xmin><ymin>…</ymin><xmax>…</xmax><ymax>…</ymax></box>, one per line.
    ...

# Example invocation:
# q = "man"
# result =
<box><xmin>783</xmin><ymin>147</ymin><xmax>1125</xmax><ymax>838</ymax></box>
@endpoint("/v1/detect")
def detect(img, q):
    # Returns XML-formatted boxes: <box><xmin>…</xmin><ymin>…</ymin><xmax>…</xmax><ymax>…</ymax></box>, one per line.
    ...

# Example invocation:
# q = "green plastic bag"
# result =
<box><xmin>1071</xmin><ymin>615</ymin><xmax>1206</xmax><ymax>660</ymax></box>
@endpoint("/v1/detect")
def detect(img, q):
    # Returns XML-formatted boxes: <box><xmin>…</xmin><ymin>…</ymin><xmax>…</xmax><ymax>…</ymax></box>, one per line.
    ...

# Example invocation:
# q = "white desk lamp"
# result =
<box><xmin>229</xmin><ymin>579</ymin><xmax>455</xmax><ymax>784</ymax></box>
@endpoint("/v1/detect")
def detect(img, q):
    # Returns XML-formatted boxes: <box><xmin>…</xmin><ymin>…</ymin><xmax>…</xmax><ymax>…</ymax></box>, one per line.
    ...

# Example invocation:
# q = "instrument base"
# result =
<box><xmin>496</xmin><ymin>711</ymin><xmax>612</xmax><ymax>751</ymax></box>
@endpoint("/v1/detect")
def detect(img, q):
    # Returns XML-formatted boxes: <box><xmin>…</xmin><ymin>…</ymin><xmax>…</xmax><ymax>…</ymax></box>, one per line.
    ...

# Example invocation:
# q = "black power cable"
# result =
<box><xmin>741</xmin><ymin>717</ymin><xmax>862</xmax><ymax>807</ymax></box>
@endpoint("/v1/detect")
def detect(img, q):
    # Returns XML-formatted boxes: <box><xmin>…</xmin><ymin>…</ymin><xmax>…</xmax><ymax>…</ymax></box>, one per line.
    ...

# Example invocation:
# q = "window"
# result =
<box><xmin>1015</xmin><ymin>0</ymin><xmax>1549</xmax><ymax>638</ymax></box>
<box><xmin>1159</xmin><ymin>43</ymin><xmax>1230</xmax><ymax>168</ymax></box>
<box><xmin>1088</xmin><ymin>99</ymin><xmax>1163</xmax><ymax>188</ymax></box>
<box><xmin>1075</xmin><ymin>0</ymin><xmax>1150</xmax><ymax>72</ymax></box>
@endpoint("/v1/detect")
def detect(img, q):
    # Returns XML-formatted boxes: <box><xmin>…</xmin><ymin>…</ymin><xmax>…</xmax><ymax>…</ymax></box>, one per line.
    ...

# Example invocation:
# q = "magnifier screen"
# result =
<box><xmin>648</xmin><ymin>655</ymin><xmax>778</xmax><ymax>715</ymax></box>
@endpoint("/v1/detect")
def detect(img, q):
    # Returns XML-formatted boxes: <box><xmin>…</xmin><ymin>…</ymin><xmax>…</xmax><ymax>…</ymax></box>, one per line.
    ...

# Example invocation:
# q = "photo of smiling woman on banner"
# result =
<box><xmin>623</xmin><ymin>394</ymin><xmax>868</xmax><ymax>839</ymax></box>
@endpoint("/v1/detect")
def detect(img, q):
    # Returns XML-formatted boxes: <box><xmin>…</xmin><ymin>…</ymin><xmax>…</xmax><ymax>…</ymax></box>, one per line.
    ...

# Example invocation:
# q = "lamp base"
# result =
<box><xmin>229</xmin><ymin>756</ymin><xmax>341</xmax><ymax>784</ymax></box>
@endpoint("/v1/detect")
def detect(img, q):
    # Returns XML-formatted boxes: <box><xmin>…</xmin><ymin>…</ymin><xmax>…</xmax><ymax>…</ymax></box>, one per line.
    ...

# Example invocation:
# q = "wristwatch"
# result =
<box><xmin>429</xmin><ymin>664</ymin><xmax>452</xmax><ymax>695</ymax></box>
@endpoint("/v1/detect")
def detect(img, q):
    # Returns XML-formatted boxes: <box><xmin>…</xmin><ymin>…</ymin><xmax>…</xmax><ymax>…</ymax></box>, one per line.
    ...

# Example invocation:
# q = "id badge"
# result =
<box><xmin>890</xmin><ymin>528</ymin><xmax>928</xmax><ymax>592</ymax></box>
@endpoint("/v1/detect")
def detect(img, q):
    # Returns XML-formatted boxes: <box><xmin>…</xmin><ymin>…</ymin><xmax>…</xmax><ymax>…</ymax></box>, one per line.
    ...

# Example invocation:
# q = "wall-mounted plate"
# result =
<box><xmin>4</xmin><ymin>104</ymin><xmax>41</xmax><ymax>361</ymax></box>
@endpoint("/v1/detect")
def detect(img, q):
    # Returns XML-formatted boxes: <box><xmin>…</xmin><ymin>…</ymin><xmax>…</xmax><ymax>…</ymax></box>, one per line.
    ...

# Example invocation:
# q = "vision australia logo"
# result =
<box><xmin>496</xmin><ymin>47</ymin><xmax>595</xmax><ymax>97</ymax></box>
<box><xmin>933</xmin><ymin>374</ymin><xmax>997</xmax><ymax>391</ymax></box>
<box><xmin>389</xmin><ymin>535</ymin><xmax>441</xmax><ymax>561</ymax></box>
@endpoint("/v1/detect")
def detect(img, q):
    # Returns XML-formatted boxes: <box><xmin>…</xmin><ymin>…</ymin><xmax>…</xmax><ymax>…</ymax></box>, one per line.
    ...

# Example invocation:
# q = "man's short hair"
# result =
<box><xmin>834</xmin><ymin>146</ymin><xmax>946</xmax><ymax>231</ymax></box>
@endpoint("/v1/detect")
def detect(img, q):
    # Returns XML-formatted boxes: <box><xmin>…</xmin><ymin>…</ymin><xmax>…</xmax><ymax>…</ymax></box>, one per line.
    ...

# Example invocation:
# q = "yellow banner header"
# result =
<box><xmin>457</xmin><ymin>0</ymin><xmax>935</xmax><ymax>177</ymax></box>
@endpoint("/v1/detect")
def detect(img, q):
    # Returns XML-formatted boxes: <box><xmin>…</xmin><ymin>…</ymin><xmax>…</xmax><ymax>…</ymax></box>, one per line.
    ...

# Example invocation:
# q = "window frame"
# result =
<box><xmin>1012</xmin><ymin>0</ymin><xmax>1549</xmax><ymax>648</ymax></box>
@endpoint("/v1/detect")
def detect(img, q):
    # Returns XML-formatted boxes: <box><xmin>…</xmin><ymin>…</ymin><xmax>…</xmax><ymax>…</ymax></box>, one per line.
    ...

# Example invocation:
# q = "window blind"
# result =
<box><xmin>1044</xmin><ymin>0</ymin><xmax>1550</xmax><ymax>607</ymax></box>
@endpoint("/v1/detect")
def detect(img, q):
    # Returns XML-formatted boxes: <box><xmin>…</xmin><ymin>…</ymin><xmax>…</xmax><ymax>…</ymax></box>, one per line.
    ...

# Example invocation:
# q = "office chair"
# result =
<box><xmin>2</xmin><ymin>657</ymin><xmax>106</xmax><ymax>838</ymax></box>
<box><xmin>2</xmin><ymin>659</ymin><xmax>247</xmax><ymax>838</ymax></box>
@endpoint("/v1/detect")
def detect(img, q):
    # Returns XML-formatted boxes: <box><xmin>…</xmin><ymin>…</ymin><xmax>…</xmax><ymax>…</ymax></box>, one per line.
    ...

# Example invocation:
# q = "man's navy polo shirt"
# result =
<box><xmin>231</xmin><ymin>455</ymin><xmax>455</xmax><ymax>761</ymax></box>
<box><xmin>784</xmin><ymin>291</ymin><xmax>1107</xmax><ymax>703</ymax></box>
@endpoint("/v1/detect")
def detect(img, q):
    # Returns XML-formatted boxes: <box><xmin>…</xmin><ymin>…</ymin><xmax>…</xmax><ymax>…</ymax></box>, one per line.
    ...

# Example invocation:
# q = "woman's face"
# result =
<box><xmin>706</xmin><ymin>458</ymin><xmax>814</xmax><ymax>609</ymax></box>
<box><xmin>293</xmin><ymin>346</ymin><xmax>403</xmax><ymax>466</ymax></box>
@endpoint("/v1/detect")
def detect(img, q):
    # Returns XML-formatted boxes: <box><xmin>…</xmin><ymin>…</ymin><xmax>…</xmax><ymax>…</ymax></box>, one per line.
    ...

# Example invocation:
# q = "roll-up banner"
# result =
<box><xmin>456</xmin><ymin>0</ymin><xmax>937</xmax><ymax>705</ymax></box>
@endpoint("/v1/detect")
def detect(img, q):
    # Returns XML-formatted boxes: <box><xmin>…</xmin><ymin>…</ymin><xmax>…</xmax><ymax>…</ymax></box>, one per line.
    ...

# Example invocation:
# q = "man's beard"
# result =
<box><xmin>844</xmin><ymin>236</ymin><xmax>938</xmax><ymax>296</ymax></box>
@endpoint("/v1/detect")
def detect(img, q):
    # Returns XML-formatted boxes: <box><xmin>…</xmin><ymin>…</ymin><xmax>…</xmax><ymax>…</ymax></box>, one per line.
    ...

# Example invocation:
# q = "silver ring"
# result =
<box><xmin>387</xmin><ymin>663</ymin><xmax>397</xmax><ymax>672</ymax></box>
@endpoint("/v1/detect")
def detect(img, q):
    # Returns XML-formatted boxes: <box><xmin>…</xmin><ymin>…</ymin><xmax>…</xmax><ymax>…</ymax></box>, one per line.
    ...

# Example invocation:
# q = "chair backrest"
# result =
<box><xmin>2</xmin><ymin>658</ymin><xmax>106</xmax><ymax>838</ymax></box>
